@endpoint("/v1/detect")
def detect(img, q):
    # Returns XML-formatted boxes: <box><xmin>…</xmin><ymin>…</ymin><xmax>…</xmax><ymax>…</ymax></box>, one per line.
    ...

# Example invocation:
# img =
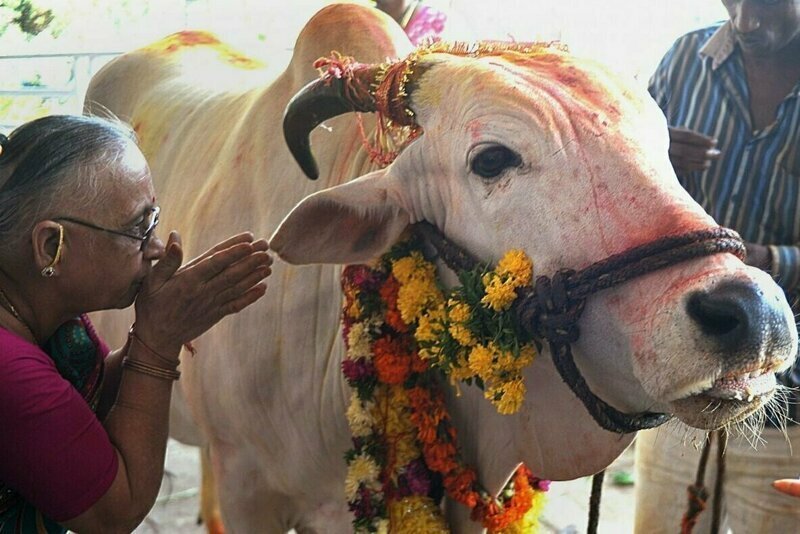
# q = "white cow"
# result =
<box><xmin>85</xmin><ymin>4</ymin><xmax>797</xmax><ymax>533</ymax></box>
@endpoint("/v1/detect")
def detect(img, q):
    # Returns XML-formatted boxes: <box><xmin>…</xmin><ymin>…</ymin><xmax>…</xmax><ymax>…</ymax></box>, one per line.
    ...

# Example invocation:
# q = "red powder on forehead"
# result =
<box><xmin>497</xmin><ymin>50</ymin><xmax>624</xmax><ymax>121</ymax></box>
<box><xmin>466</xmin><ymin>119</ymin><xmax>483</xmax><ymax>142</ymax></box>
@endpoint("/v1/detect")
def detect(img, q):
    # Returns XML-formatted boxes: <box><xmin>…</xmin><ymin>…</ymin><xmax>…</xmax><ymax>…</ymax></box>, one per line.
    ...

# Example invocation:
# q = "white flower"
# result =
<box><xmin>346</xmin><ymin>395</ymin><xmax>374</xmax><ymax>438</ymax></box>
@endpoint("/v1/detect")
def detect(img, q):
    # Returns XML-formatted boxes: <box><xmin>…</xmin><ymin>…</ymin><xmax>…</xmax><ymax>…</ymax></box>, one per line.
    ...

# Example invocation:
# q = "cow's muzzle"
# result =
<box><xmin>417</xmin><ymin>221</ymin><xmax>749</xmax><ymax>434</ymax></box>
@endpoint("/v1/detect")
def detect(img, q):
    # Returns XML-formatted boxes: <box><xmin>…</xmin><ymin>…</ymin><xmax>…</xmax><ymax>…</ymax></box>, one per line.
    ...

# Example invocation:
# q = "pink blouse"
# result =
<box><xmin>0</xmin><ymin>326</ymin><xmax>118</xmax><ymax>521</ymax></box>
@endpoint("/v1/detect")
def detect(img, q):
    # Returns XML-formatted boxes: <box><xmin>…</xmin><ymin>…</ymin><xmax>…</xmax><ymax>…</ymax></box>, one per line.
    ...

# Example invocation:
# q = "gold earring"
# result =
<box><xmin>41</xmin><ymin>224</ymin><xmax>64</xmax><ymax>278</ymax></box>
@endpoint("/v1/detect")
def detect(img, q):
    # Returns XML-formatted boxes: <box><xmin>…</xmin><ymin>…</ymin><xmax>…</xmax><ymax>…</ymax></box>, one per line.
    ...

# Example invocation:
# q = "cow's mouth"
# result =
<box><xmin>668</xmin><ymin>365</ymin><xmax>778</xmax><ymax>429</ymax></box>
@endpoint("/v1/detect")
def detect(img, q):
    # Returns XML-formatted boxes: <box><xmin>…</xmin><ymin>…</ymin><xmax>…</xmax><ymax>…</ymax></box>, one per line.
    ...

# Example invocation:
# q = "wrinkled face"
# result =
<box><xmin>388</xmin><ymin>52</ymin><xmax>798</xmax><ymax>429</ymax></box>
<box><xmin>723</xmin><ymin>0</ymin><xmax>800</xmax><ymax>56</ymax></box>
<box><xmin>55</xmin><ymin>142</ymin><xmax>165</xmax><ymax>312</ymax></box>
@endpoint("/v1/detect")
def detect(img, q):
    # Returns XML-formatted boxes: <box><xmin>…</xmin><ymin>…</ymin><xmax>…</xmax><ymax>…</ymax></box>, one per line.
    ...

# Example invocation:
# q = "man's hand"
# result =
<box><xmin>668</xmin><ymin>126</ymin><xmax>721</xmax><ymax>175</ymax></box>
<box><xmin>773</xmin><ymin>478</ymin><xmax>800</xmax><ymax>498</ymax></box>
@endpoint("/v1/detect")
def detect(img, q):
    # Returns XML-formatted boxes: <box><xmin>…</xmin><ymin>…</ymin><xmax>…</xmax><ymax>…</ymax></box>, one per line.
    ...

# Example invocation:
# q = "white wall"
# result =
<box><xmin>451</xmin><ymin>0</ymin><xmax>728</xmax><ymax>81</ymax></box>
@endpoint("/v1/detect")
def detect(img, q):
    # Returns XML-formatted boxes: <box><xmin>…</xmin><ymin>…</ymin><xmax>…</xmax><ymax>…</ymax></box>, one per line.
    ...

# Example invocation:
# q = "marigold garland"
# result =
<box><xmin>341</xmin><ymin>236</ymin><xmax>548</xmax><ymax>533</ymax></box>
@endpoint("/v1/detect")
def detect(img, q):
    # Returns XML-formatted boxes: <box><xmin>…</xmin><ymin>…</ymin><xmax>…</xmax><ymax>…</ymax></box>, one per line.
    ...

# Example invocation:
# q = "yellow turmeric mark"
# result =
<box><xmin>142</xmin><ymin>31</ymin><xmax>264</xmax><ymax>70</ymax></box>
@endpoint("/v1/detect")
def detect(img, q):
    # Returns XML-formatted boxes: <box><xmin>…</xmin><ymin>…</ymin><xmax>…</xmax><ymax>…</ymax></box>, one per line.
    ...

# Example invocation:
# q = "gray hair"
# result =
<box><xmin>0</xmin><ymin>114</ymin><xmax>140</xmax><ymax>255</ymax></box>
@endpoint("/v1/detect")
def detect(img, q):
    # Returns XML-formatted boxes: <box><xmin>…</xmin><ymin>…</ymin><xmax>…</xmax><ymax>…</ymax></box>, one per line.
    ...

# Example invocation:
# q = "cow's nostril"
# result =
<box><xmin>687</xmin><ymin>292</ymin><xmax>743</xmax><ymax>337</ymax></box>
<box><xmin>685</xmin><ymin>281</ymin><xmax>763</xmax><ymax>350</ymax></box>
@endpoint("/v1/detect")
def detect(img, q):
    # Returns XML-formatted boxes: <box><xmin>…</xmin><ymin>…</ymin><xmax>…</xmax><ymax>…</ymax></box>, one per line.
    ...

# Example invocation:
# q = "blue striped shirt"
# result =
<box><xmin>650</xmin><ymin>22</ymin><xmax>800</xmax><ymax>396</ymax></box>
<box><xmin>650</xmin><ymin>21</ymin><xmax>800</xmax><ymax>291</ymax></box>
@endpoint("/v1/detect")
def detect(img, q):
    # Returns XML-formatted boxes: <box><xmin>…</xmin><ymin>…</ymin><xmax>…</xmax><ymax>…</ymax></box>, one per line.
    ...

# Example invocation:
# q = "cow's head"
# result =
<box><xmin>271</xmin><ymin>43</ymin><xmax>797</xmax><ymax>434</ymax></box>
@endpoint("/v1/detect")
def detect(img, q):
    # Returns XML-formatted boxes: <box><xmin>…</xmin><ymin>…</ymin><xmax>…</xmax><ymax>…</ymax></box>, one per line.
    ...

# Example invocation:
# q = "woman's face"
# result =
<box><xmin>56</xmin><ymin>143</ymin><xmax>165</xmax><ymax>312</ymax></box>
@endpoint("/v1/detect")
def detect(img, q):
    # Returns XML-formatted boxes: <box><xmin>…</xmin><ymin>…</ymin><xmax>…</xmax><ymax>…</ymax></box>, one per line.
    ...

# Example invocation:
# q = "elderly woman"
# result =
<box><xmin>0</xmin><ymin>115</ymin><xmax>272</xmax><ymax>533</ymax></box>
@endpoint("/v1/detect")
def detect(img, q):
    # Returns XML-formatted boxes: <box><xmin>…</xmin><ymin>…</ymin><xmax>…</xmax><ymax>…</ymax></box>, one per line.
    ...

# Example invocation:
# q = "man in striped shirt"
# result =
<box><xmin>635</xmin><ymin>1</ymin><xmax>800</xmax><ymax>531</ymax></box>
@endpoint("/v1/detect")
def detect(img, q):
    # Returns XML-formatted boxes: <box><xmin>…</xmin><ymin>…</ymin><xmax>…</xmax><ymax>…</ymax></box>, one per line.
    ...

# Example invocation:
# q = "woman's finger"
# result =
<box><xmin>221</xmin><ymin>282</ymin><xmax>268</xmax><ymax>315</ymax></box>
<box><xmin>213</xmin><ymin>266</ymin><xmax>271</xmax><ymax>305</ymax></box>
<box><xmin>183</xmin><ymin>232</ymin><xmax>256</xmax><ymax>269</ymax></box>
<box><xmin>144</xmin><ymin>232</ymin><xmax>184</xmax><ymax>291</ymax></box>
<box><xmin>205</xmin><ymin>251</ymin><xmax>272</xmax><ymax>289</ymax></box>
<box><xmin>186</xmin><ymin>242</ymin><xmax>261</xmax><ymax>281</ymax></box>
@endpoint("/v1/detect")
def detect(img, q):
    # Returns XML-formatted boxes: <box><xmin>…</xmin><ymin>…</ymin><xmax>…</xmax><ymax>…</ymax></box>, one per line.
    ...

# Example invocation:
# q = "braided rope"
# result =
<box><xmin>588</xmin><ymin>470</ymin><xmax>605</xmax><ymax>534</ymax></box>
<box><xmin>681</xmin><ymin>432</ymin><xmax>714</xmax><ymax>534</ymax></box>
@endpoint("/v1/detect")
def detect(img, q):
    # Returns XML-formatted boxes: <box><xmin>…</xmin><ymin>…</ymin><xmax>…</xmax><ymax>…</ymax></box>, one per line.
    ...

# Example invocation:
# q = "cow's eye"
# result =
<box><xmin>471</xmin><ymin>145</ymin><xmax>521</xmax><ymax>179</ymax></box>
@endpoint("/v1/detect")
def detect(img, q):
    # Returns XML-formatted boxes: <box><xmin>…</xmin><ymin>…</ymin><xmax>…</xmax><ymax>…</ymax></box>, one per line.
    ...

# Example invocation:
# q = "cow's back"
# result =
<box><xmin>85</xmin><ymin>5</ymin><xmax>414</xmax><ymax>527</ymax></box>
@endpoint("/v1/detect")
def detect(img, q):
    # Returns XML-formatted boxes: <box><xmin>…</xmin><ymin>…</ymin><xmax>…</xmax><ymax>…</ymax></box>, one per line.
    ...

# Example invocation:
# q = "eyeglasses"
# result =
<box><xmin>54</xmin><ymin>206</ymin><xmax>160</xmax><ymax>252</ymax></box>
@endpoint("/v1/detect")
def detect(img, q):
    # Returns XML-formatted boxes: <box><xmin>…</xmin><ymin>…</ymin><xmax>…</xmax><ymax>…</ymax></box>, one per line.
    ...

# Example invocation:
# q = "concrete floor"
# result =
<box><xmin>134</xmin><ymin>439</ymin><xmax>637</xmax><ymax>533</ymax></box>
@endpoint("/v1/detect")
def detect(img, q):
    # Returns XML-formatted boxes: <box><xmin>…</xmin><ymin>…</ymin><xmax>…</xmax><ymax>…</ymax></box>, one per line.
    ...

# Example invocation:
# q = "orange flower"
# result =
<box><xmin>444</xmin><ymin>468</ymin><xmax>479</xmax><ymax>508</ymax></box>
<box><xmin>385</xmin><ymin>308</ymin><xmax>408</xmax><ymax>332</ymax></box>
<box><xmin>409</xmin><ymin>352</ymin><xmax>429</xmax><ymax>373</ymax></box>
<box><xmin>482</xmin><ymin>467</ymin><xmax>536</xmax><ymax>532</ymax></box>
<box><xmin>380</xmin><ymin>275</ymin><xmax>400</xmax><ymax>307</ymax></box>
<box><xmin>381</xmin><ymin>276</ymin><xmax>409</xmax><ymax>332</ymax></box>
<box><xmin>373</xmin><ymin>337</ymin><xmax>411</xmax><ymax>385</ymax></box>
<box><xmin>423</xmin><ymin>440</ymin><xmax>459</xmax><ymax>473</ymax></box>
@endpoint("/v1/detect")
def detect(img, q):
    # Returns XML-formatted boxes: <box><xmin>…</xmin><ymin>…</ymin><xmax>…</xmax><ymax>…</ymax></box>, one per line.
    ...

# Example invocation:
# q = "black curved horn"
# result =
<box><xmin>283</xmin><ymin>76</ymin><xmax>376</xmax><ymax>180</ymax></box>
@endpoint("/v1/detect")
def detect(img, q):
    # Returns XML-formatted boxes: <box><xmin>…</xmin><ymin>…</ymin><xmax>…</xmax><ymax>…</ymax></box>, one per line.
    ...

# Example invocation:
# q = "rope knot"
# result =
<box><xmin>517</xmin><ymin>269</ymin><xmax>583</xmax><ymax>344</ymax></box>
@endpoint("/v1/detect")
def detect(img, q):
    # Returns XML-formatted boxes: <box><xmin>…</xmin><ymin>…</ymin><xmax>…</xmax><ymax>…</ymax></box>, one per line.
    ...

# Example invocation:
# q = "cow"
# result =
<box><xmin>84</xmin><ymin>4</ymin><xmax>797</xmax><ymax>533</ymax></box>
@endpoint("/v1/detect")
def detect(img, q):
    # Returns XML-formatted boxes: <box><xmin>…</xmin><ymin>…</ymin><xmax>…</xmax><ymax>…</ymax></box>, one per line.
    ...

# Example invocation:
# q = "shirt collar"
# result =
<box><xmin>699</xmin><ymin>21</ymin><xmax>737</xmax><ymax>71</ymax></box>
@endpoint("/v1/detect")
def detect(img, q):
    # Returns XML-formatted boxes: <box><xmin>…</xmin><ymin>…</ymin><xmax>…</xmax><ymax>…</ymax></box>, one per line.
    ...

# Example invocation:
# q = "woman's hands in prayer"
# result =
<box><xmin>133</xmin><ymin>231</ymin><xmax>272</xmax><ymax>359</ymax></box>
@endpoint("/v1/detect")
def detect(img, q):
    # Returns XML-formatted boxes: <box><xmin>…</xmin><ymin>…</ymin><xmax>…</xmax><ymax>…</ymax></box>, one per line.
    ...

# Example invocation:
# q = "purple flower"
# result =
<box><xmin>348</xmin><ymin>487</ymin><xmax>376</xmax><ymax>520</ymax></box>
<box><xmin>533</xmin><ymin>478</ymin><xmax>551</xmax><ymax>491</ymax></box>
<box><xmin>342</xmin><ymin>358</ymin><xmax>375</xmax><ymax>383</ymax></box>
<box><xmin>402</xmin><ymin>459</ymin><xmax>432</xmax><ymax>496</ymax></box>
<box><xmin>347</xmin><ymin>265</ymin><xmax>382</xmax><ymax>292</ymax></box>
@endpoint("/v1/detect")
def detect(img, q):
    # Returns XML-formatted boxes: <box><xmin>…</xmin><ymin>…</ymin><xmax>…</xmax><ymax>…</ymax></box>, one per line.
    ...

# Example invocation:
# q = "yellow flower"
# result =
<box><xmin>345</xmin><ymin>453</ymin><xmax>380</xmax><ymax>501</ymax></box>
<box><xmin>496</xmin><ymin>249</ymin><xmax>533</xmax><ymax>287</ymax></box>
<box><xmin>448</xmin><ymin>323</ymin><xmax>476</xmax><ymax>347</ymax></box>
<box><xmin>392</xmin><ymin>251</ymin><xmax>436</xmax><ymax>284</ymax></box>
<box><xmin>490</xmin><ymin>377</ymin><xmax>526</xmax><ymax>415</ymax></box>
<box><xmin>418</xmin><ymin>345</ymin><xmax>444</xmax><ymax>363</ymax></box>
<box><xmin>394</xmin><ymin>432</ymin><xmax>421</xmax><ymax>467</ymax></box>
<box><xmin>381</xmin><ymin>387</ymin><xmax>414</xmax><ymax>437</ymax></box>
<box><xmin>389</xmin><ymin>496</ymin><xmax>449</xmax><ymax>533</ymax></box>
<box><xmin>346</xmin><ymin>395</ymin><xmax>374</xmax><ymax>438</ymax></box>
<box><xmin>468</xmin><ymin>344</ymin><xmax>496</xmax><ymax>380</ymax></box>
<box><xmin>391</xmin><ymin>254</ymin><xmax>420</xmax><ymax>284</ymax></box>
<box><xmin>481</xmin><ymin>277</ymin><xmax>519</xmax><ymax>311</ymax></box>
<box><xmin>497</xmin><ymin>344</ymin><xmax>537</xmax><ymax>371</ymax></box>
<box><xmin>448</xmin><ymin>299</ymin><xmax>472</xmax><ymax>323</ymax></box>
<box><xmin>397</xmin><ymin>277</ymin><xmax>440</xmax><ymax>324</ymax></box>
<box><xmin>415</xmin><ymin>311</ymin><xmax>444</xmax><ymax>343</ymax></box>
<box><xmin>347</xmin><ymin>298</ymin><xmax>362</xmax><ymax>319</ymax></box>
<box><xmin>448</xmin><ymin>349</ymin><xmax>474</xmax><ymax>381</ymax></box>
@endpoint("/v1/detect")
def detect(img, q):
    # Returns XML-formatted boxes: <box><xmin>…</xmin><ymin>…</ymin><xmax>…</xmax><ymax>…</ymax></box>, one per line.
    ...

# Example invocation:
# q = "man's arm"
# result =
<box><xmin>768</xmin><ymin>245</ymin><xmax>800</xmax><ymax>293</ymax></box>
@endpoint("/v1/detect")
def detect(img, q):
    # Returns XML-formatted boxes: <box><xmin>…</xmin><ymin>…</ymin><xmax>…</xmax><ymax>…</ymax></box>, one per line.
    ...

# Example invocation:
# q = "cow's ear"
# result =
<box><xmin>270</xmin><ymin>171</ymin><xmax>410</xmax><ymax>265</ymax></box>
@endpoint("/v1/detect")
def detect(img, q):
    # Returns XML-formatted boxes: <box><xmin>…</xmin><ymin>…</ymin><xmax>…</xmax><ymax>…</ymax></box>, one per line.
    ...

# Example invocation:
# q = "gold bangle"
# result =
<box><xmin>128</xmin><ymin>323</ymin><xmax>179</xmax><ymax>368</ymax></box>
<box><xmin>122</xmin><ymin>357</ymin><xmax>181</xmax><ymax>381</ymax></box>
